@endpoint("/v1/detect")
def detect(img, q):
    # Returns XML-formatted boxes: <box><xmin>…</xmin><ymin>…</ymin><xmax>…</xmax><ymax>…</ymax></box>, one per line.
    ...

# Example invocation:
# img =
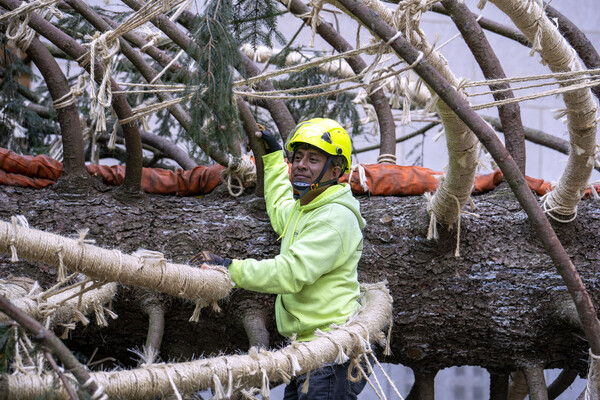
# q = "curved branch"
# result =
<box><xmin>336</xmin><ymin>0</ymin><xmax>600</xmax><ymax>355</ymax></box>
<box><xmin>64</xmin><ymin>0</ymin><xmax>196</xmax><ymax>167</ymax></box>
<box><xmin>547</xmin><ymin>369</ymin><xmax>578</xmax><ymax>400</ymax></box>
<box><xmin>139</xmin><ymin>130</ymin><xmax>197</xmax><ymax>170</ymax></box>
<box><xmin>24</xmin><ymin>38</ymin><xmax>88</xmax><ymax>181</ymax></box>
<box><xmin>283</xmin><ymin>0</ymin><xmax>398</xmax><ymax>160</ymax></box>
<box><xmin>0</xmin><ymin>295</ymin><xmax>105</xmax><ymax>400</ymax></box>
<box><xmin>543</xmin><ymin>4</ymin><xmax>600</xmax><ymax>100</ymax></box>
<box><xmin>441</xmin><ymin>0</ymin><xmax>526</xmax><ymax>173</ymax></box>
<box><xmin>429</xmin><ymin>3</ymin><xmax>531</xmax><ymax>48</ymax></box>
<box><xmin>354</xmin><ymin>121</ymin><xmax>439</xmax><ymax>154</ymax></box>
<box><xmin>0</xmin><ymin>0</ymin><xmax>145</xmax><ymax>195</ymax></box>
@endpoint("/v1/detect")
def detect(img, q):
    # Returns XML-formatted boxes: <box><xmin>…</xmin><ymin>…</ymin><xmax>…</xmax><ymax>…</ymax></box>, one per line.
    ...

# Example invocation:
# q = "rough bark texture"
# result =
<box><xmin>339</xmin><ymin>0</ymin><xmax>600</xmax><ymax>354</ymax></box>
<box><xmin>25</xmin><ymin>39</ymin><xmax>88</xmax><ymax>181</ymax></box>
<box><xmin>0</xmin><ymin>184</ymin><xmax>599</xmax><ymax>377</ymax></box>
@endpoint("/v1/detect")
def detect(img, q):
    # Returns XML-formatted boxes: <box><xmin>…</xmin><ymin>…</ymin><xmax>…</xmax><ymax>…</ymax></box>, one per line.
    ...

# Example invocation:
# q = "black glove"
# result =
<box><xmin>258</xmin><ymin>128</ymin><xmax>282</xmax><ymax>154</ymax></box>
<box><xmin>190</xmin><ymin>251</ymin><xmax>232</xmax><ymax>268</ymax></box>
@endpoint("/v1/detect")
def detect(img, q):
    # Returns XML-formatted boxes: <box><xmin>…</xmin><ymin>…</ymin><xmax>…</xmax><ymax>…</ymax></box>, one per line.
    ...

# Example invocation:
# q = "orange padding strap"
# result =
<box><xmin>0</xmin><ymin>148</ymin><xmax>225</xmax><ymax>196</ymax></box>
<box><xmin>2</xmin><ymin>148</ymin><xmax>598</xmax><ymax>197</ymax></box>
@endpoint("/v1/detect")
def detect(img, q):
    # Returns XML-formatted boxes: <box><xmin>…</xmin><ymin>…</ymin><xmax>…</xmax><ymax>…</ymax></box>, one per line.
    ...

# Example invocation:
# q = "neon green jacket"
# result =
<box><xmin>228</xmin><ymin>151</ymin><xmax>366</xmax><ymax>341</ymax></box>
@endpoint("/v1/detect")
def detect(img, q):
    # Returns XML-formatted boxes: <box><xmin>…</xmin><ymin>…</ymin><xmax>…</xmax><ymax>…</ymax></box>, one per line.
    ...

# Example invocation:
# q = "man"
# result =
<box><xmin>195</xmin><ymin>118</ymin><xmax>367</xmax><ymax>399</ymax></box>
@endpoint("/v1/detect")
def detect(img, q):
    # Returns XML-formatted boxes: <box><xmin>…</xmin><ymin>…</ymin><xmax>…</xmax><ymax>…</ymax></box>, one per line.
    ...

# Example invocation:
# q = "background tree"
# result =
<box><xmin>0</xmin><ymin>0</ymin><xmax>599</xmax><ymax>399</ymax></box>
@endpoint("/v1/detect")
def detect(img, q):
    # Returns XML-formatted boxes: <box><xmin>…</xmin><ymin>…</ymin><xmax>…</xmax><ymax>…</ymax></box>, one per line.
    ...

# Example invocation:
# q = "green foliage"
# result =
<box><xmin>273</xmin><ymin>51</ymin><xmax>362</xmax><ymax>138</ymax></box>
<box><xmin>232</xmin><ymin>0</ymin><xmax>286</xmax><ymax>49</ymax></box>
<box><xmin>0</xmin><ymin>41</ymin><xmax>58</xmax><ymax>154</ymax></box>
<box><xmin>0</xmin><ymin>322</ymin><xmax>17</xmax><ymax>373</ymax></box>
<box><xmin>187</xmin><ymin>0</ymin><xmax>244</xmax><ymax>158</ymax></box>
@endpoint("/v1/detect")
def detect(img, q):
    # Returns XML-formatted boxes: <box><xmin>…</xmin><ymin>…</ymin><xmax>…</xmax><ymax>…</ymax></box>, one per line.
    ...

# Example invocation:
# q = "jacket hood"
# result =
<box><xmin>301</xmin><ymin>184</ymin><xmax>366</xmax><ymax>229</ymax></box>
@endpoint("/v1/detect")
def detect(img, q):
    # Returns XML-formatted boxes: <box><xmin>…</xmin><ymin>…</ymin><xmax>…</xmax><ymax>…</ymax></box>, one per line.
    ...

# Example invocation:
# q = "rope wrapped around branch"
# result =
<box><xmin>0</xmin><ymin>219</ymin><xmax>233</xmax><ymax>307</ymax></box>
<box><xmin>2</xmin><ymin>282</ymin><xmax>392</xmax><ymax>400</ymax></box>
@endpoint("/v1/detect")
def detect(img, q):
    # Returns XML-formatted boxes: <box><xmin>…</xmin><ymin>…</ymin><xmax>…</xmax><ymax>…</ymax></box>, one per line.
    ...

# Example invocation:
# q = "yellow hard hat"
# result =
<box><xmin>285</xmin><ymin>118</ymin><xmax>352</xmax><ymax>172</ymax></box>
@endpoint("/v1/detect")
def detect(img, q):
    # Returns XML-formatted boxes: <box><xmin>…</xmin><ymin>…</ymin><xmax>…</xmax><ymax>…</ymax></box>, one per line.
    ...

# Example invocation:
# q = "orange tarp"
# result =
<box><xmin>1</xmin><ymin>147</ymin><xmax>597</xmax><ymax>197</ymax></box>
<box><xmin>0</xmin><ymin>148</ymin><xmax>225</xmax><ymax>196</ymax></box>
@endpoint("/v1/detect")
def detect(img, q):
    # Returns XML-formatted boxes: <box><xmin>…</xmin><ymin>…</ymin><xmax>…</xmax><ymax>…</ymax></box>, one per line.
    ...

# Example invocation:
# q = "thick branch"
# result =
<box><xmin>284</xmin><ymin>0</ymin><xmax>397</xmax><ymax>159</ymax></box>
<box><xmin>0</xmin><ymin>0</ymin><xmax>145</xmax><ymax>194</ymax></box>
<box><xmin>138</xmin><ymin>290</ymin><xmax>165</xmax><ymax>360</ymax></box>
<box><xmin>490</xmin><ymin>372</ymin><xmax>509</xmax><ymax>400</ymax></box>
<box><xmin>337</xmin><ymin>0</ymin><xmax>600</xmax><ymax>353</ymax></box>
<box><xmin>0</xmin><ymin>295</ymin><xmax>104</xmax><ymax>400</ymax></box>
<box><xmin>406</xmin><ymin>370</ymin><xmax>437</xmax><ymax>400</ymax></box>
<box><xmin>523</xmin><ymin>366</ymin><xmax>548</xmax><ymax>400</ymax></box>
<box><xmin>544</xmin><ymin>4</ymin><xmax>600</xmax><ymax>100</ymax></box>
<box><xmin>25</xmin><ymin>38</ymin><xmax>88</xmax><ymax>180</ymax></box>
<box><xmin>236</xmin><ymin>96</ymin><xmax>265</xmax><ymax>196</ymax></box>
<box><xmin>441</xmin><ymin>0</ymin><xmax>526</xmax><ymax>173</ymax></box>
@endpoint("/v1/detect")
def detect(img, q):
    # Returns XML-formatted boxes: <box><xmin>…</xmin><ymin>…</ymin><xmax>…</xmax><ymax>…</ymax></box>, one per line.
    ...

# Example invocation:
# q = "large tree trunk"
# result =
<box><xmin>0</xmin><ymin>184</ymin><xmax>598</xmax><ymax>376</ymax></box>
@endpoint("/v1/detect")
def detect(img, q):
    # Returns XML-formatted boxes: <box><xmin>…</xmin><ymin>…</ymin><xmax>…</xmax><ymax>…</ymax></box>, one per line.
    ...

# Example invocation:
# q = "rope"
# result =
<box><xmin>348</xmin><ymin>164</ymin><xmax>370</xmax><ymax>193</ymax></box>
<box><xmin>1</xmin><ymin>0</ymin><xmax>62</xmax><ymax>51</ymax></box>
<box><xmin>240</xmin><ymin>44</ymin><xmax>356</xmax><ymax>79</ymax></box>
<box><xmin>0</xmin><ymin>219</ymin><xmax>233</xmax><ymax>304</ymax></box>
<box><xmin>234</xmin><ymin>43</ymin><xmax>381</xmax><ymax>88</ymax></box>
<box><xmin>377</xmin><ymin>154</ymin><xmax>397</xmax><ymax>164</ymax></box>
<box><xmin>235</xmin><ymin>50</ymin><xmax>423</xmax><ymax>101</ymax></box>
<box><xmin>540</xmin><ymin>190</ymin><xmax>578</xmax><ymax>223</ymax></box>
<box><xmin>220</xmin><ymin>155</ymin><xmax>257</xmax><ymax>197</ymax></box>
<box><xmin>3</xmin><ymin>282</ymin><xmax>392</xmax><ymax>399</ymax></box>
<box><xmin>585</xmin><ymin>349</ymin><xmax>600</xmax><ymax>400</ymax></box>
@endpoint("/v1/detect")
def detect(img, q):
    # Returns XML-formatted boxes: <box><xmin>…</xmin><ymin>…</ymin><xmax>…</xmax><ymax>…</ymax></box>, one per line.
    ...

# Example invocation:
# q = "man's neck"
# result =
<box><xmin>299</xmin><ymin>185</ymin><xmax>332</xmax><ymax>206</ymax></box>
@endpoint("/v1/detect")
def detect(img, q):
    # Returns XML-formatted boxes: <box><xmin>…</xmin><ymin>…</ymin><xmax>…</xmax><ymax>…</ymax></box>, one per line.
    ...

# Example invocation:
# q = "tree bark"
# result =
<box><xmin>336</xmin><ymin>0</ymin><xmax>600</xmax><ymax>355</ymax></box>
<box><xmin>0</xmin><ymin>185</ymin><xmax>599</xmax><ymax>375</ymax></box>
<box><xmin>441</xmin><ymin>0</ymin><xmax>527</xmax><ymax>174</ymax></box>
<box><xmin>24</xmin><ymin>38</ymin><xmax>88</xmax><ymax>183</ymax></box>
<box><xmin>0</xmin><ymin>0</ymin><xmax>145</xmax><ymax>196</ymax></box>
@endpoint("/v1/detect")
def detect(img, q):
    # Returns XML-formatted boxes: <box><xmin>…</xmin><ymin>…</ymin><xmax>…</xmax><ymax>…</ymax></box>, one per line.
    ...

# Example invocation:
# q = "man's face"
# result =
<box><xmin>291</xmin><ymin>146</ymin><xmax>332</xmax><ymax>184</ymax></box>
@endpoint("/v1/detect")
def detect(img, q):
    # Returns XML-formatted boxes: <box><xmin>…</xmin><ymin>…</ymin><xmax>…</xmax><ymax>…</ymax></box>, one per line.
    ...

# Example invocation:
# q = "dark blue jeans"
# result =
<box><xmin>282</xmin><ymin>360</ymin><xmax>368</xmax><ymax>400</ymax></box>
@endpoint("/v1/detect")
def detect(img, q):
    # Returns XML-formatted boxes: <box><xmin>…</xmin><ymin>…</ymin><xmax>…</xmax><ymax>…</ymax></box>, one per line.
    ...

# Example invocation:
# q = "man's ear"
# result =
<box><xmin>331</xmin><ymin>165</ymin><xmax>342</xmax><ymax>179</ymax></box>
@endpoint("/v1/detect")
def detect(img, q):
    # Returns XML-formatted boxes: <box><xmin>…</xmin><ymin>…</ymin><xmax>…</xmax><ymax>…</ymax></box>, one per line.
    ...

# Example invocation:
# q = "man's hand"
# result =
<box><xmin>255</xmin><ymin>128</ymin><xmax>282</xmax><ymax>154</ymax></box>
<box><xmin>190</xmin><ymin>251</ymin><xmax>232</xmax><ymax>268</ymax></box>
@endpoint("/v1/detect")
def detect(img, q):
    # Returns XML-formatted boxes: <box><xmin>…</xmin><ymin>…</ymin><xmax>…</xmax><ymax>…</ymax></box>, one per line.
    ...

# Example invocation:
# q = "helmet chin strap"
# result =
<box><xmin>292</xmin><ymin>155</ymin><xmax>340</xmax><ymax>200</ymax></box>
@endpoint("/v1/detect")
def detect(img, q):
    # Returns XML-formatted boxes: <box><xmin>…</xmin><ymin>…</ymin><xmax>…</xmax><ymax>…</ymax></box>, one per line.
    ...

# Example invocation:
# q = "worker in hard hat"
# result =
<box><xmin>193</xmin><ymin>118</ymin><xmax>367</xmax><ymax>399</ymax></box>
